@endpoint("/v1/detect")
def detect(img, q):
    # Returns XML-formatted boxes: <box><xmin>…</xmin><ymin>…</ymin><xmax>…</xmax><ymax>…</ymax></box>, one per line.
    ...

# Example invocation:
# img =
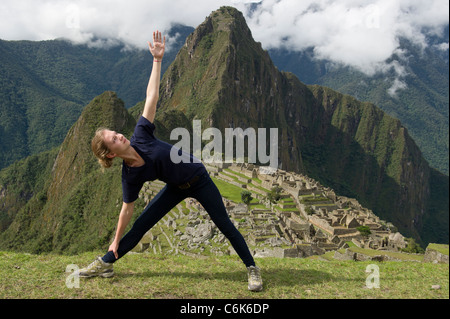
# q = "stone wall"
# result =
<box><xmin>424</xmin><ymin>244</ymin><xmax>449</xmax><ymax>264</ymax></box>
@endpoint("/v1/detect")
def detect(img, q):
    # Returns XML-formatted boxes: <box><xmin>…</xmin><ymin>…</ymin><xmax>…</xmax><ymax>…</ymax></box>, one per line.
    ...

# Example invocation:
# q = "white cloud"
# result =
<box><xmin>434</xmin><ymin>42</ymin><xmax>449</xmax><ymax>51</ymax></box>
<box><xmin>0</xmin><ymin>0</ymin><xmax>448</xmax><ymax>83</ymax></box>
<box><xmin>0</xmin><ymin>0</ymin><xmax>239</xmax><ymax>51</ymax></box>
<box><xmin>387</xmin><ymin>77</ymin><xmax>408</xmax><ymax>97</ymax></box>
<box><xmin>244</xmin><ymin>0</ymin><xmax>449</xmax><ymax>75</ymax></box>
<box><xmin>242</xmin><ymin>0</ymin><xmax>448</xmax><ymax>94</ymax></box>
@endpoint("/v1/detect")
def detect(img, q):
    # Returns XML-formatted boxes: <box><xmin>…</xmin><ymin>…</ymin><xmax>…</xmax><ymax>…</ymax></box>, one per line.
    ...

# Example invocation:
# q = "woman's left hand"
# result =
<box><xmin>108</xmin><ymin>240</ymin><xmax>120</xmax><ymax>259</ymax></box>
<box><xmin>148</xmin><ymin>30</ymin><xmax>165</xmax><ymax>60</ymax></box>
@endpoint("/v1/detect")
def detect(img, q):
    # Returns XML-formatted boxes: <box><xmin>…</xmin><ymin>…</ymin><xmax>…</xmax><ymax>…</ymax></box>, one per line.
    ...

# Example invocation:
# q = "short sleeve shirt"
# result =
<box><xmin>121</xmin><ymin>116</ymin><xmax>206</xmax><ymax>203</ymax></box>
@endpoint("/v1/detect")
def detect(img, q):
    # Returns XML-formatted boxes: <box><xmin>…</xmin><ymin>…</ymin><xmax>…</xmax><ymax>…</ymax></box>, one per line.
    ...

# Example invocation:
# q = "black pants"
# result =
<box><xmin>102</xmin><ymin>172</ymin><xmax>255</xmax><ymax>267</ymax></box>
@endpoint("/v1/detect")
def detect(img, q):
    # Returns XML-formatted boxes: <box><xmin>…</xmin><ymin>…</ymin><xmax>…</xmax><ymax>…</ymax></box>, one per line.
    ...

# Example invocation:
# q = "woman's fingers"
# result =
<box><xmin>148</xmin><ymin>31</ymin><xmax>165</xmax><ymax>55</ymax></box>
<box><xmin>153</xmin><ymin>30</ymin><xmax>161</xmax><ymax>43</ymax></box>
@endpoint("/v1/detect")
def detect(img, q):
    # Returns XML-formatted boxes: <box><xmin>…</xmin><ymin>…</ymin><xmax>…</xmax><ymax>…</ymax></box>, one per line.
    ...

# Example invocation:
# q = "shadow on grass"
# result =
<box><xmin>116</xmin><ymin>268</ymin><xmax>335</xmax><ymax>288</ymax></box>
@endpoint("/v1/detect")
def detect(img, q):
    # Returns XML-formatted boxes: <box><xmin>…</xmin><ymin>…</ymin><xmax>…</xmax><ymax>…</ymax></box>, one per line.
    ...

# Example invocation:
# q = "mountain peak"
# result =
<box><xmin>181</xmin><ymin>5</ymin><xmax>255</xmax><ymax>65</ymax></box>
<box><xmin>210</xmin><ymin>6</ymin><xmax>252</xmax><ymax>35</ymax></box>
<box><xmin>187</xmin><ymin>6</ymin><xmax>252</xmax><ymax>46</ymax></box>
<box><xmin>79</xmin><ymin>91</ymin><xmax>134</xmax><ymax>133</ymax></box>
<box><xmin>48</xmin><ymin>91</ymin><xmax>135</xmax><ymax>201</ymax></box>
<box><xmin>159</xmin><ymin>6</ymin><xmax>277</xmax><ymax>126</ymax></box>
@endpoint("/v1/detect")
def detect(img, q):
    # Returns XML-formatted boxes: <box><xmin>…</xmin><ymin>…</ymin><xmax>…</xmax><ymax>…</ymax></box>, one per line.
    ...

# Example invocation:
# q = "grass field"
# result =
<box><xmin>0</xmin><ymin>250</ymin><xmax>448</xmax><ymax>299</ymax></box>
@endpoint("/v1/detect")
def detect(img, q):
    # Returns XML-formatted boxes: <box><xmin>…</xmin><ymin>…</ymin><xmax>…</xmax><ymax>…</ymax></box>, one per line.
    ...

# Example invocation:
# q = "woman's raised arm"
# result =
<box><xmin>143</xmin><ymin>31</ymin><xmax>165</xmax><ymax>123</ymax></box>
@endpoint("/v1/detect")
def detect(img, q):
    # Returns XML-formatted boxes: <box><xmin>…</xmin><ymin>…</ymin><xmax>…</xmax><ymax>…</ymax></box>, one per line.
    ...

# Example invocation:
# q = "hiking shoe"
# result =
<box><xmin>247</xmin><ymin>266</ymin><xmax>263</xmax><ymax>292</ymax></box>
<box><xmin>77</xmin><ymin>257</ymin><xmax>114</xmax><ymax>278</ymax></box>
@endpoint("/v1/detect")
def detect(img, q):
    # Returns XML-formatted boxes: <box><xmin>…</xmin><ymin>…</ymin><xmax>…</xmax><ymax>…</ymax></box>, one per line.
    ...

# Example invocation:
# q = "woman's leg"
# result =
<box><xmin>102</xmin><ymin>184</ymin><xmax>185</xmax><ymax>263</ymax></box>
<box><xmin>190</xmin><ymin>175</ymin><xmax>256</xmax><ymax>268</ymax></box>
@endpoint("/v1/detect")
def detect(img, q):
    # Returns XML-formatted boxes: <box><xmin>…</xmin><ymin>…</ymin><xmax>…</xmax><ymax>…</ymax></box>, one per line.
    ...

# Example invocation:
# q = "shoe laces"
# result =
<box><xmin>87</xmin><ymin>257</ymin><xmax>102</xmax><ymax>269</ymax></box>
<box><xmin>249</xmin><ymin>266</ymin><xmax>261</xmax><ymax>281</ymax></box>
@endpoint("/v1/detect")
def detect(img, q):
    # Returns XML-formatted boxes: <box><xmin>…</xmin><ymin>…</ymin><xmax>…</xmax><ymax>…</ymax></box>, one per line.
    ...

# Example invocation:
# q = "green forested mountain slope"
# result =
<box><xmin>0</xmin><ymin>39</ymin><xmax>146</xmax><ymax>170</ymax></box>
<box><xmin>269</xmin><ymin>29</ymin><xmax>449</xmax><ymax>175</ymax></box>
<box><xmin>0</xmin><ymin>26</ymin><xmax>191</xmax><ymax>171</ymax></box>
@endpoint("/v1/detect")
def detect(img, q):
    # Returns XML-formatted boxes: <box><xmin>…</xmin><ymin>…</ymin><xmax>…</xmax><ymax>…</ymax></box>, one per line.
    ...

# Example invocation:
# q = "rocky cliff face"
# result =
<box><xmin>151</xmin><ymin>6</ymin><xmax>446</xmax><ymax>244</ymax></box>
<box><xmin>306</xmin><ymin>85</ymin><xmax>431</xmax><ymax>240</ymax></box>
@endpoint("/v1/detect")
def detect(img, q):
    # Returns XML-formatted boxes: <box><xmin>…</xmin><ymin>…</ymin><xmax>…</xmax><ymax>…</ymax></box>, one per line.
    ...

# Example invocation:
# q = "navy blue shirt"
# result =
<box><xmin>122</xmin><ymin>116</ymin><xmax>206</xmax><ymax>203</ymax></box>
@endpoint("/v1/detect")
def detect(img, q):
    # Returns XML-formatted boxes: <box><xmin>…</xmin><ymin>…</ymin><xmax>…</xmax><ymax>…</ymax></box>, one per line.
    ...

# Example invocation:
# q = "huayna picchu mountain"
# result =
<box><xmin>0</xmin><ymin>7</ymin><xmax>447</xmax><ymax>254</ymax></box>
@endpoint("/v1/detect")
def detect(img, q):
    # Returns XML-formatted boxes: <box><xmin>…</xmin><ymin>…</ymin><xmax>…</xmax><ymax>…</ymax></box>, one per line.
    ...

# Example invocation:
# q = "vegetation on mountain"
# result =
<box><xmin>0</xmin><ymin>25</ymin><xmax>191</xmax><ymax>171</ymax></box>
<box><xmin>269</xmin><ymin>28</ymin><xmax>449</xmax><ymax>175</ymax></box>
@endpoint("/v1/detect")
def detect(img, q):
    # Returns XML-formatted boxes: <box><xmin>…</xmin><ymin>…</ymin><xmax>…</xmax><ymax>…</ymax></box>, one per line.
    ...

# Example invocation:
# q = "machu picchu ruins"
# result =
<box><xmin>134</xmin><ymin>162</ymin><xmax>414</xmax><ymax>261</ymax></box>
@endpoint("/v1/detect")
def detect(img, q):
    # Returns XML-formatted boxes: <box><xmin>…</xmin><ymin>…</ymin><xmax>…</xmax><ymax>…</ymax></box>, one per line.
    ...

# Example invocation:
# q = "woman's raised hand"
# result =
<box><xmin>148</xmin><ymin>30</ymin><xmax>165</xmax><ymax>61</ymax></box>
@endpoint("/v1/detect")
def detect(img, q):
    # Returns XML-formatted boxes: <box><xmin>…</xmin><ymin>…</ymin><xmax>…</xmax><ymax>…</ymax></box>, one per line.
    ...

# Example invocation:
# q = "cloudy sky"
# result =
<box><xmin>0</xmin><ymin>0</ymin><xmax>448</xmax><ymax>77</ymax></box>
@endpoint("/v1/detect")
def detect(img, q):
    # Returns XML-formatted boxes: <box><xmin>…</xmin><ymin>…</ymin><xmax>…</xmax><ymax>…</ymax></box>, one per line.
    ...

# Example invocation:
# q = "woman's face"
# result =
<box><xmin>102</xmin><ymin>130</ymin><xmax>130</xmax><ymax>158</ymax></box>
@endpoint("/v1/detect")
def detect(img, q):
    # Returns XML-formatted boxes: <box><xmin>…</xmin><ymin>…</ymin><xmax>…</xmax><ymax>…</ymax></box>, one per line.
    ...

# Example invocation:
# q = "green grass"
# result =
<box><xmin>0</xmin><ymin>251</ymin><xmax>448</xmax><ymax>299</ymax></box>
<box><xmin>428</xmin><ymin>244</ymin><xmax>449</xmax><ymax>256</ymax></box>
<box><xmin>211</xmin><ymin>176</ymin><xmax>262</xmax><ymax>207</ymax></box>
<box><xmin>211</xmin><ymin>177</ymin><xmax>244</xmax><ymax>203</ymax></box>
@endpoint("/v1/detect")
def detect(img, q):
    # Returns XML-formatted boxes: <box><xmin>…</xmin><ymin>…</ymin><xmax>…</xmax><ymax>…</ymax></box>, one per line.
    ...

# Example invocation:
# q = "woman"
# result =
<box><xmin>78</xmin><ymin>31</ymin><xmax>263</xmax><ymax>292</ymax></box>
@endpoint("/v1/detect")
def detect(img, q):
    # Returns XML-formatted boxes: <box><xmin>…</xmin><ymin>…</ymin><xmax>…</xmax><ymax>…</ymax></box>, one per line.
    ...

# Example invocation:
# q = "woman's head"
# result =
<box><xmin>92</xmin><ymin>128</ymin><xmax>114</xmax><ymax>168</ymax></box>
<box><xmin>91</xmin><ymin>128</ymin><xmax>131</xmax><ymax>168</ymax></box>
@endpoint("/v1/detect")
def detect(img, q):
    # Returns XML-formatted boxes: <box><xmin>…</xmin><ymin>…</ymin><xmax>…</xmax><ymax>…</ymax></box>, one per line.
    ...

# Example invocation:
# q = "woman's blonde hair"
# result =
<box><xmin>91</xmin><ymin>128</ymin><xmax>114</xmax><ymax>169</ymax></box>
